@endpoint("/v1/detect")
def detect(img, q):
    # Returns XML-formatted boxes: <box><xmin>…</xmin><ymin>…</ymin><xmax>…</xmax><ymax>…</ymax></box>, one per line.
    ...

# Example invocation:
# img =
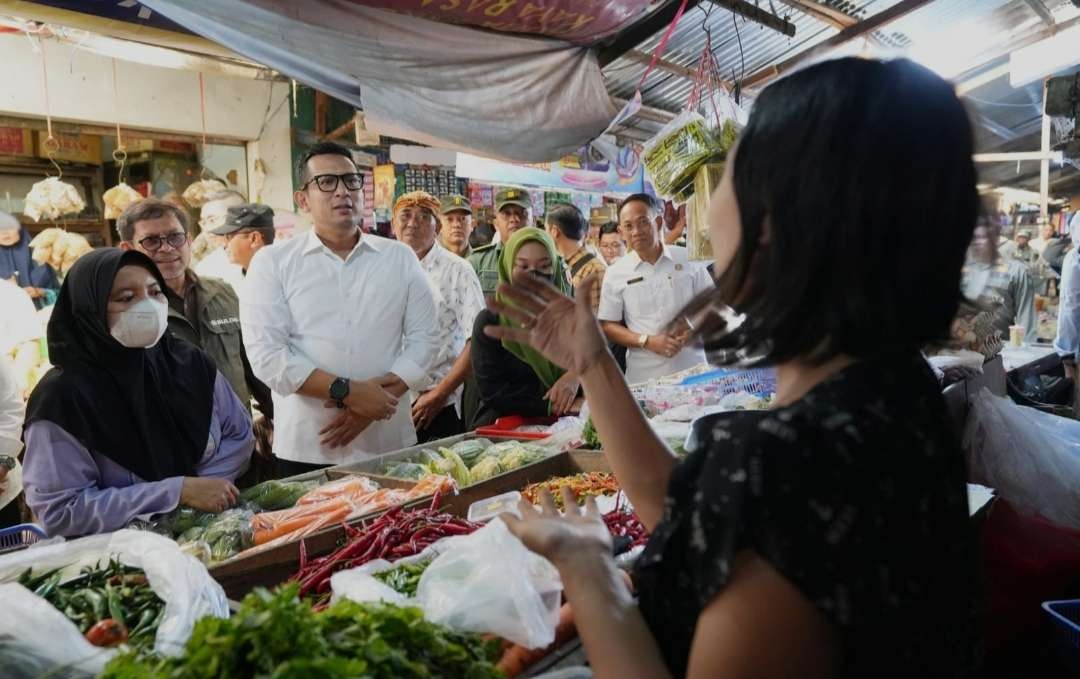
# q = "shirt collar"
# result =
<box><xmin>565</xmin><ymin>247</ymin><xmax>590</xmax><ymax>266</ymax></box>
<box><xmin>302</xmin><ymin>228</ymin><xmax>379</xmax><ymax>258</ymax></box>
<box><xmin>631</xmin><ymin>245</ymin><xmax>671</xmax><ymax>271</ymax></box>
<box><xmin>419</xmin><ymin>241</ymin><xmax>444</xmax><ymax>267</ymax></box>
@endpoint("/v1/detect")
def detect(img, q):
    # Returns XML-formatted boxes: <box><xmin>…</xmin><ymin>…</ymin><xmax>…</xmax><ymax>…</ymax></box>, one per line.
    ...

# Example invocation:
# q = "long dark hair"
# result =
<box><xmin>685</xmin><ymin>57</ymin><xmax>979</xmax><ymax>365</ymax></box>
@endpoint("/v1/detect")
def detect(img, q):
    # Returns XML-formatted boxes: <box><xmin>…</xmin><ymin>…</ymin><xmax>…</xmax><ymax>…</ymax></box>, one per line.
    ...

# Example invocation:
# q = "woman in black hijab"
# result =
<box><xmin>22</xmin><ymin>248</ymin><xmax>254</xmax><ymax>537</ymax></box>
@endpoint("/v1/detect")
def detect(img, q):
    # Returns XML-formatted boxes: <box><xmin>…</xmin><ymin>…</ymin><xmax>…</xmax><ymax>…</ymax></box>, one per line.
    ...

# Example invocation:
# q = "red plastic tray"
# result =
<box><xmin>474</xmin><ymin>415</ymin><xmax>556</xmax><ymax>440</ymax></box>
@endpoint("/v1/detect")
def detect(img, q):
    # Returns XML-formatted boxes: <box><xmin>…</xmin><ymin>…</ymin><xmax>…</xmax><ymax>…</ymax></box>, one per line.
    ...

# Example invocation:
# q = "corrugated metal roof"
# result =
<box><xmin>603</xmin><ymin>0</ymin><xmax>1080</xmax><ymax>194</ymax></box>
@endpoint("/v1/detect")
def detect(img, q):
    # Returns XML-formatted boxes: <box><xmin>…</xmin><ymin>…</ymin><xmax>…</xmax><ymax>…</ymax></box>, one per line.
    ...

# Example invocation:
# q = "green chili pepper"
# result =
<box><xmin>129</xmin><ymin>607</ymin><xmax>157</xmax><ymax>639</ymax></box>
<box><xmin>107</xmin><ymin>588</ymin><xmax>126</xmax><ymax>626</ymax></box>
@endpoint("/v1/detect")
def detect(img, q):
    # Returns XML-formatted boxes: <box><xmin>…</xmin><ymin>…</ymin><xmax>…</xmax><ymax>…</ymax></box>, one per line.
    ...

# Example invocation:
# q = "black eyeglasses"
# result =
<box><xmin>303</xmin><ymin>173</ymin><xmax>363</xmax><ymax>193</ymax></box>
<box><xmin>137</xmin><ymin>232</ymin><xmax>188</xmax><ymax>252</ymax></box>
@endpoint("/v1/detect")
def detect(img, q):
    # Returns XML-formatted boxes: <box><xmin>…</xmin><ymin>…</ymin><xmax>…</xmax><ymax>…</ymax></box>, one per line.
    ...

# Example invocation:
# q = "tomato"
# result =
<box><xmin>84</xmin><ymin>618</ymin><xmax>129</xmax><ymax>647</ymax></box>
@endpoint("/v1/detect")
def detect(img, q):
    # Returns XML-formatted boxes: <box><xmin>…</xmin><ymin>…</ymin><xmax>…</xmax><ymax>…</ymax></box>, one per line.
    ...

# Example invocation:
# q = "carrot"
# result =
<box><xmin>296</xmin><ymin>476</ymin><xmax>380</xmax><ymax>505</ymax></box>
<box><xmin>252</xmin><ymin>498</ymin><xmax>352</xmax><ymax>545</ymax></box>
<box><xmin>496</xmin><ymin>602</ymin><xmax>576</xmax><ymax>677</ymax></box>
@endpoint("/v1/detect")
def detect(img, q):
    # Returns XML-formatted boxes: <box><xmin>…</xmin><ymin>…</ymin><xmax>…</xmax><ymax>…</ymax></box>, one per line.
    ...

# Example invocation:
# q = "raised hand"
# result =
<box><xmin>484</xmin><ymin>273</ymin><xmax>610</xmax><ymax>377</ymax></box>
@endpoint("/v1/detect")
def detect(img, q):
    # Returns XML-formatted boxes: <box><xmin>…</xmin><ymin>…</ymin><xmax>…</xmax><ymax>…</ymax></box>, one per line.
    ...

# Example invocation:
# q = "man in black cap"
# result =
<box><xmin>468</xmin><ymin>186</ymin><xmax>531</xmax><ymax>295</ymax></box>
<box><xmin>211</xmin><ymin>203</ymin><xmax>277</xmax><ymax>274</ymax></box>
<box><xmin>439</xmin><ymin>194</ymin><xmax>474</xmax><ymax>259</ymax></box>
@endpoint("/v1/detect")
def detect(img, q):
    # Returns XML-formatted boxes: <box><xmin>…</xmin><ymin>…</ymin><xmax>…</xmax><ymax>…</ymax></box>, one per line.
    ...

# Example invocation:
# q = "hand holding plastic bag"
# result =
<box><xmin>0</xmin><ymin>528</ymin><xmax>229</xmax><ymax>666</ymax></box>
<box><xmin>963</xmin><ymin>388</ymin><xmax>1080</xmax><ymax>529</ymax></box>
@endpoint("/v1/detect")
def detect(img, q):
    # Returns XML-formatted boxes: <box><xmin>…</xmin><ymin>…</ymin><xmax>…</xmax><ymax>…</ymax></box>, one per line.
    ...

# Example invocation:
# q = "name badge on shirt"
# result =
<box><xmin>626</xmin><ymin>276</ymin><xmax>645</xmax><ymax>286</ymax></box>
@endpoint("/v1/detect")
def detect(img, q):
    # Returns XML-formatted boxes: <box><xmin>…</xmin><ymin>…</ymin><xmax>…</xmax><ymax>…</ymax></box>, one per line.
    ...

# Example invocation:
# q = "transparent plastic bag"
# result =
<box><xmin>415</xmin><ymin>518</ymin><xmax>562</xmax><ymax>648</ymax></box>
<box><xmin>330</xmin><ymin>541</ymin><xmax>451</xmax><ymax>607</ymax></box>
<box><xmin>642</xmin><ymin>111</ymin><xmax>714</xmax><ymax>200</ymax></box>
<box><xmin>0</xmin><ymin>583</ymin><xmax>111</xmax><ymax>674</ymax></box>
<box><xmin>0</xmin><ymin>529</ymin><xmax>229</xmax><ymax>661</ymax></box>
<box><xmin>963</xmin><ymin>388</ymin><xmax>1080</xmax><ymax>529</ymax></box>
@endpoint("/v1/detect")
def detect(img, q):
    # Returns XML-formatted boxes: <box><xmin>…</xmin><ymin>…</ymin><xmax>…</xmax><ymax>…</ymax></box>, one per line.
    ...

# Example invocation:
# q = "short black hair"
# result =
<box><xmin>545</xmin><ymin>203</ymin><xmax>587</xmax><ymax>241</ymax></box>
<box><xmin>117</xmin><ymin>197</ymin><xmax>190</xmax><ymax>242</ymax></box>
<box><xmin>684</xmin><ymin>57</ymin><xmax>979</xmax><ymax>365</ymax></box>
<box><xmin>599</xmin><ymin>221</ymin><xmax>621</xmax><ymax>238</ymax></box>
<box><xmin>241</xmin><ymin>226</ymin><xmax>276</xmax><ymax>246</ymax></box>
<box><xmin>297</xmin><ymin>141</ymin><xmax>356</xmax><ymax>185</ymax></box>
<box><xmin>617</xmin><ymin>193</ymin><xmax>659</xmax><ymax>220</ymax></box>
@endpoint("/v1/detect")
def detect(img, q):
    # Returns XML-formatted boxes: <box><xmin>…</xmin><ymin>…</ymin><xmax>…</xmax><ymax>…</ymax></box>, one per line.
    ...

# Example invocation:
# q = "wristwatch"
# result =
<box><xmin>329</xmin><ymin>377</ymin><xmax>350</xmax><ymax>408</ymax></box>
<box><xmin>637</xmin><ymin>334</ymin><xmax>649</xmax><ymax>349</ymax></box>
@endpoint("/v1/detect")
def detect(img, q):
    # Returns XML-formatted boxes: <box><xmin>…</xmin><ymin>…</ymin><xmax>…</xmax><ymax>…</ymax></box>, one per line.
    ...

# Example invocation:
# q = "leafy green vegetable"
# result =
<box><xmin>469</xmin><ymin>456</ymin><xmax>504</xmax><ymax>482</ymax></box>
<box><xmin>449</xmin><ymin>438</ymin><xmax>493</xmax><ymax>466</ymax></box>
<box><xmin>581</xmin><ymin>416</ymin><xmax>601</xmax><ymax>450</ymax></box>
<box><xmin>100</xmin><ymin>585</ymin><xmax>503</xmax><ymax>679</ymax></box>
<box><xmin>238</xmin><ymin>479</ymin><xmax>317</xmax><ymax>511</ymax></box>
<box><xmin>436</xmin><ymin>448</ymin><xmax>472</xmax><ymax>488</ymax></box>
<box><xmin>372</xmin><ymin>559</ymin><xmax>432</xmax><ymax>598</ymax></box>
<box><xmin>384</xmin><ymin>462</ymin><xmax>430</xmax><ymax>480</ymax></box>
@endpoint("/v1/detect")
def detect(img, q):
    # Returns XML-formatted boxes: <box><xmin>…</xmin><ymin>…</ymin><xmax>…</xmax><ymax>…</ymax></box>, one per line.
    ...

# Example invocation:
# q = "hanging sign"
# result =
<box><xmin>457</xmin><ymin>143</ymin><xmax>643</xmax><ymax>194</ymax></box>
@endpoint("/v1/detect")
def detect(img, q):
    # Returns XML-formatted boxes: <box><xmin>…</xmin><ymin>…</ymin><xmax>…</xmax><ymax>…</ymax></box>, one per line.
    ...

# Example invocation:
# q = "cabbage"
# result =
<box><xmin>469</xmin><ymin>456</ymin><xmax>504</xmax><ymax>482</ymax></box>
<box><xmin>437</xmin><ymin>448</ymin><xmax>472</xmax><ymax>487</ymax></box>
<box><xmin>450</xmin><ymin>439</ymin><xmax>493</xmax><ymax>466</ymax></box>
<box><xmin>385</xmin><ymin>462</ymin><xmax>430</xmax><ymax>480</ymax></box>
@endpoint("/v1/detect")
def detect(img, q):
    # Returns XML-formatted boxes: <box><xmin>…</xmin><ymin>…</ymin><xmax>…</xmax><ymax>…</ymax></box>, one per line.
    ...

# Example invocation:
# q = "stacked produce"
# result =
<box><xmin>100</xmin><ymin>584</ymin><xmax>504</xmax><ymax>678</ymax></box>
<box><xmin>132</xmin><ymin>475</ymin><xmax>453</xmax><ymax>563</ymax></box>
<box><xmin>292</xmin><ymin>495</ymin><xmax>480</xmax><ymax>601</ymax></box>
<box><xmin>382</xmin><ymin>438</ymin><xmax>551</xmax><ymax>487</ymax></box>
<box><xmin>522</xmin><ymin>472</ymin><xmax>620</xmax><ymax>508</ymax></box>
<box><xmin>17</xmin><ymin>558</ymin><xmax>164</xmax><ymax>652</ymax></box>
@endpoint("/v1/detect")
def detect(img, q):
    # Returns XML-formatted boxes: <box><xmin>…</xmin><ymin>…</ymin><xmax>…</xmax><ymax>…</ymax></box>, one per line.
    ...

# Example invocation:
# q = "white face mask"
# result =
<box><xmin>110</xmin><ymin>297</ymin><xmax>169</xmax><ymax>348</ymax></box>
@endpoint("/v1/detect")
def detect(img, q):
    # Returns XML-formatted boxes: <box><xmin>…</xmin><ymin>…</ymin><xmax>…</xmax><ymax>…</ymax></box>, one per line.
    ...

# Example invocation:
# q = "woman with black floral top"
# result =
<box><xmin>484</xmin><ymin>57</ymin><xmax>980</xmax><ymax>679</ymax></box>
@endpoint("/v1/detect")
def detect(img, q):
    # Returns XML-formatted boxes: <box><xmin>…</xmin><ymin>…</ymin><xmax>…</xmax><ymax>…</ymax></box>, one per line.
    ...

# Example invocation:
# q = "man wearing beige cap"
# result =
<box><xmin>439</xmin><ymin>194</ymin><xmax>474</xmax><ymax>259</ymax></box>
<box><xmin>393</xmin><ymin>191</ymin><xmax>484</xmax><ymax>441</ymax></box>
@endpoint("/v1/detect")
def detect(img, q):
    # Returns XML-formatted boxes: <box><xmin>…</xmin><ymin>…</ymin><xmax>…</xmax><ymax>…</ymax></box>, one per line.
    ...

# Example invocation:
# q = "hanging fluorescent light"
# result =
<box><xmin>1010</xmin><ymin>22</ymin><xmax>1080</xmax><ymax>87</ymax></box>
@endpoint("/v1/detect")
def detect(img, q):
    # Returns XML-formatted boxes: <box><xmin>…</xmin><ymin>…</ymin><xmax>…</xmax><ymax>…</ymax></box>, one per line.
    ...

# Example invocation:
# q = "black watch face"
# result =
<box><xmin>330</xmin><ymin>379</ymin><xmax>349</xmax><ymax>401</ymax></box>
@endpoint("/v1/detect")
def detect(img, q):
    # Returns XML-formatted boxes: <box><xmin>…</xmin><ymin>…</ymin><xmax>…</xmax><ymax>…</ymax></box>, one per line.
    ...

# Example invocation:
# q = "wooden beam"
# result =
<box><xmin>1023</xmin><ymin>0</ymin><xmax>1055</xmax><ymax>27</ymax></box>
<box><xmin>324</xmin><ymin>114</ymin><xmax>357</xmax><ymax>142</ymax></box>
<box><xmin>778</xmin><ymin>0</ymin><xmax>857</xmax><ymax>29</ymax></box>
<box><xmin>742</xmin><ymin>0</ymin><xmax>938</xmax><ymax>88</ymax></box>
<box><xmin>598</xmin><ymin>0</ymin><xmax>704</xmax><ymax>67</ymax></box>
<box><xmin>705</xmin><ymin>0</ymin><xmax>797</xmax><ymax>37</ymax></box>
<box><xmin>622</xmin><ymin>49</ymin><xmax>699</xmax><ymax>80</ymax></box>
<box><xmin>611</xmin><ymin>97</ymin><xmax>678</xmax><ymax>124</ymax></box>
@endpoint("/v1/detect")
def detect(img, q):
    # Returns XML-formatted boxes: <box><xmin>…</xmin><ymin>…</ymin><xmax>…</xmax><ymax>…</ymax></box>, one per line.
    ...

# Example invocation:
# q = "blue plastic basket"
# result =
<box><xmin>0</xmin><ymin>523</ymin><xmax>47</xmax><ymax>554</ymax></box>
<box><xmin>1043</xmin><ymin>600</ymin><xmax>1080</xmax><ymax>673</ymax></box>
<box><xmin>678</xmin><ymin>367</ymin><xmax>777</xmax><ymax>398</ymax></box>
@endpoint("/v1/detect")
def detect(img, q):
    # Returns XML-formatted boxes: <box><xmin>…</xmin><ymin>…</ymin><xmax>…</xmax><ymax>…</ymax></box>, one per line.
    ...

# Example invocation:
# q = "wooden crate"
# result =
<box><xmin>211</xmin><ymin>451</ymin><xmax>612</xmax><ymax>600</ymax></box>
<box><xmin>208</xmin><ymin>471</ymin><xmax>422</xmax><ymax>600</ymax></box>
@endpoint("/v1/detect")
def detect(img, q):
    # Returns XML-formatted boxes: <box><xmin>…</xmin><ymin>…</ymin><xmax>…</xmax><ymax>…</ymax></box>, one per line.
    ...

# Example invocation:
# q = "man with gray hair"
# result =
<box><xmin>118</xmin><ymin>197</ymin><xmax>271</xmax><ymax>422</ymax></box>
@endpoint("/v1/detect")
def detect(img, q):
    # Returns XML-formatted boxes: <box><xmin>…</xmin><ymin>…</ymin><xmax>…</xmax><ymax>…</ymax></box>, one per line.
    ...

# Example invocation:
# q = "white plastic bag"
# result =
<box><xmin>415</xmin><ymin>518</ymin><xmax>562</xmax><ymax>648</ymax></box>
<box><xmin>0</xmin><ymin>529</ymin><xmax>229</xmax><ymax>664</ymax></box>
<box><xmin>330</xmin><ymin>540</ymin><xmax>451</xmax><ymax>607</ymax></box>
<box><xmin>963</xmin><ymin>388</ymin><xmax>1080</xmax><ymax>528</ymax></box>
<box><xmin>0</xmin><ymin>583</ymin><xmax>110</xmax><ymax>674</ymax></box>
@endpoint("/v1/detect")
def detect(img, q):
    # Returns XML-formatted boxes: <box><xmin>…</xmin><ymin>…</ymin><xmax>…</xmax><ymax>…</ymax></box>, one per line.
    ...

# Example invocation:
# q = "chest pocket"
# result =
<box><xmin>478</xmin><ymin>269</ymin><xmax>499</xmax><ymax>295</ymax></box>
<box><xmin>625</xmin><ymin>272</ymin><xmax>699</xmax><ymax>329</ymax></box>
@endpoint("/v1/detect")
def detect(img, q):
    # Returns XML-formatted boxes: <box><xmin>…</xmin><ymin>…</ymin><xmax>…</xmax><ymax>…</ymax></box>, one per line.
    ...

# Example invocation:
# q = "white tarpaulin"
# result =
<box><xmin>139</xmin><ymin>0</ymin><xmax>617</xmax><ymax>162</ymax></box>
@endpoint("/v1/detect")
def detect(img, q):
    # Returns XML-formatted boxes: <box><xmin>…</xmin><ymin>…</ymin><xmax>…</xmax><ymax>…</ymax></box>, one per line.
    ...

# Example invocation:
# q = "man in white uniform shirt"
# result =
<box><xmin>242</xmin><ymin>142</ymin><xmax>439</xmax><ymax>475</ymax></box>
<box><xmin>598</xmin><ymin>194</ymin><xmax>714</xmax><ymax>384</ymax></box>
<box><xmin>392</xmin><ymin>191</ymin><xmax>484</xmax><ymax>442</ymax></box>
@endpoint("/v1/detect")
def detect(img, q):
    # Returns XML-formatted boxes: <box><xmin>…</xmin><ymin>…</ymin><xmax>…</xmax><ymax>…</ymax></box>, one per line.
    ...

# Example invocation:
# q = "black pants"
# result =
<box><xmin>417</xmin><ymin>405</ymin><xmax>465</xmax><ymax>443</ymax></box>
<box><xmin>274</xmin><ymin>457</ymin><xmax>331</xmax><ymax>479</ymax></box>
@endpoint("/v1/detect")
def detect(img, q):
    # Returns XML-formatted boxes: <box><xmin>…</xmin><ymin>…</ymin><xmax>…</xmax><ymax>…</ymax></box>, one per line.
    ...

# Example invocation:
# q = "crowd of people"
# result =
<box><xmin>1</xmin><ymin>54</ymin><xmax>1079</xmax><ymax>678</ymax></box>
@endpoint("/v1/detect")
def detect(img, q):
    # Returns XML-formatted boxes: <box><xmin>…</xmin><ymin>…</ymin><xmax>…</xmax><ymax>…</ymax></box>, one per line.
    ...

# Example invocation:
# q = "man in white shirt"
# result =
<box><xmin>392</xmin><ymin>191</ymin><xmax>485</xmax><ymax>442</ymax></box>
<box><xmin>598</xmin><ymin>194</ymin><xmax>714</xmax><ymax>384</ymax></box>
<box><xmin>242</xmin><ymin>142</ymin><xmax>439</xmax><ymax>474</ymax></box>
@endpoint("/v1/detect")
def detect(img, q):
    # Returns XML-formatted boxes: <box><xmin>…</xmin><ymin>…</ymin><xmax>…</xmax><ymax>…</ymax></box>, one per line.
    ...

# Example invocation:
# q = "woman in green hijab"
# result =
<box><xmin>469</xmin><ymin>227</ymin><xmax>581</xmax><ymax>428</ymax></box>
